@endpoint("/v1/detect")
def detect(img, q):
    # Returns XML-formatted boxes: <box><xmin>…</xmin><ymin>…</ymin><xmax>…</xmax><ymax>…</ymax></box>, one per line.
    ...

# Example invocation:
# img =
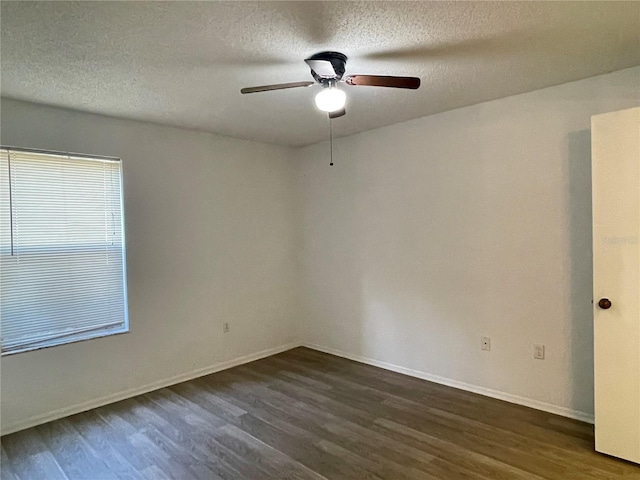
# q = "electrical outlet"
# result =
<box><xmin>481</xmin><ymin>336</ymin><xmax>491</xmax><ymax>351</ymax></box>
<box><xmin>223</xmin><ymin>322</ymin><xmax>230</xmax><ymax>333</ymax></box>
<box><xmin>534</xmin><ymin>344</ymin><xmax>545</xmax><ymax>360</ymax></box>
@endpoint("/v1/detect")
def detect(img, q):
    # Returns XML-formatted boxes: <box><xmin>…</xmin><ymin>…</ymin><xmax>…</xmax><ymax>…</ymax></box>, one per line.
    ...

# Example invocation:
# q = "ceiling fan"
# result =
<box><xmin>240</xmin><ymin>51</ymin><xmax>421</xmax><ymax>119</ymax></box>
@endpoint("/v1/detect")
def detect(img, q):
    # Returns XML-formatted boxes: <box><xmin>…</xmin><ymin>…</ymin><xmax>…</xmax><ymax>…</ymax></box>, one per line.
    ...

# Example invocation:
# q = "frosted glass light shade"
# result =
<box><xmin>315</xmin><ymin>87</ymin><xmax>346</xmax><ymax>112</ymax></box>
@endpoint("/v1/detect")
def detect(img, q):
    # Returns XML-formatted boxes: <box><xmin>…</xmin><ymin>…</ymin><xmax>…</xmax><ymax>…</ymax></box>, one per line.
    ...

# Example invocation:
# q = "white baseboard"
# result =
<box><xmin>1</xmin><ymin>342</ymin><xmax>301</xmax><ymax>436</ymax></box>
<box><xmin>303</xmin><ymin>343</ymin><xmax>595</xmax><ymax>424</ymax></box>
<box><xmin>2</xmin><ymin>341</ymin><xmax>594</xmax><ymax>435</ymax></box>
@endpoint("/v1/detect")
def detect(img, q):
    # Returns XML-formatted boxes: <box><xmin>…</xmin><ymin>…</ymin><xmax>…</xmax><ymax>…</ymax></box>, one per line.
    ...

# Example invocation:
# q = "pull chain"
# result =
<box><xmin>329</xmin><ymin>114</ymin><xmax>334</xmax><ymax>166</ymax></box>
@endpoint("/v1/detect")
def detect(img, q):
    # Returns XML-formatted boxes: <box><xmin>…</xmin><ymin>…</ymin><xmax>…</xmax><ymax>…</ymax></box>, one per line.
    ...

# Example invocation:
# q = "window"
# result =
<box><xmin>1</xmin><ymin>147</ymin><xmax>128</xmax><ymax>355</ymax></box>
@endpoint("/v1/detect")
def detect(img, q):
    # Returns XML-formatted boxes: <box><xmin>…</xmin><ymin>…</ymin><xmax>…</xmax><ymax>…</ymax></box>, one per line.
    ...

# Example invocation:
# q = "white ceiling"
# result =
<box><xmin>2</xmin><ymin>1</ymin><xmax>639</xmax><ymax>147</ymax></box>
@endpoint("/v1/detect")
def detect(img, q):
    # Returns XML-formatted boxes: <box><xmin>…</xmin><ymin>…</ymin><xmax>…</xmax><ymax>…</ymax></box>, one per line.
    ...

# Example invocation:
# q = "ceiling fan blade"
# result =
<box><xmin>305</xmin><ymin>59</ymin><xmax>337</xmax><ymax>78</ymax></box>
<box><xmin>329</xmin><ymin>108</ymin><xmax>346</xmax><ymax>119</ymax></box>
<box><xmin>240</xmin><ymin>81</ymin><xmax>314</xmax><ymax>94</ymax></box>
<box><xmin>345</xmin><ymin>75</ymin><xmax>420</xmax><ymax>89</ymax></box>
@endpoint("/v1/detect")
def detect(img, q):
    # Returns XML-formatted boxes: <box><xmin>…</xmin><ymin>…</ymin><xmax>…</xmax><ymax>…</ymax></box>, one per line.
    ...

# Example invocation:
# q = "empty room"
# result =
<box><xmin>1</xmin><ymin>1</ymin><xmax>639</xmax><ymax>479</ymax></box>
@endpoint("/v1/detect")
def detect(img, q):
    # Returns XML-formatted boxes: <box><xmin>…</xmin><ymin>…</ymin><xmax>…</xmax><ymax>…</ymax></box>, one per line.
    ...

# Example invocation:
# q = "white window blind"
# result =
<box><xmin>0</xmin><ymin>147</ymin><xmax>128</xmax><ymax>355</ymax></box>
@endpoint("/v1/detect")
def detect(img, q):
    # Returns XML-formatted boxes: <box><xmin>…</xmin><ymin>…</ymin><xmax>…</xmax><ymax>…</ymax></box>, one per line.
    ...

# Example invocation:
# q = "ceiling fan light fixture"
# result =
<box><xmin>314</xmin><ymin>85</ymin><xmax>346</xmax><ymax>113</ymax></box>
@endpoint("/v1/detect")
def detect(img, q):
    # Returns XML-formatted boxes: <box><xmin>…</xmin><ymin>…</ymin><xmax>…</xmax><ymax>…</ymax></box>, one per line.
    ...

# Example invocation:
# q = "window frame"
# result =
<box><xmin>0</xmin><ymin>145</ymin><xmax>130</xmax><ymax>356</ymax></box>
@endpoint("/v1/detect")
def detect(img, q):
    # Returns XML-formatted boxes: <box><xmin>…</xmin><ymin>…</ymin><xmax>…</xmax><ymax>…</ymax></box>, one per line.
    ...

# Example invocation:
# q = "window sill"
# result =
<box><xmin>1</xmin><ymin>326</ymin><xmax>129</xmax><ymax>356</ymax></box>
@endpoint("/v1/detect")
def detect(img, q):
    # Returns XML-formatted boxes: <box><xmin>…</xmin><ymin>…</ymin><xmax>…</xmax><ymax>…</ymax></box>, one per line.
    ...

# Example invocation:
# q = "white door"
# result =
<box><xmin>592</xmin><ymin>106</ymin><xmax>640</xmax><ymax>464</ymax></box>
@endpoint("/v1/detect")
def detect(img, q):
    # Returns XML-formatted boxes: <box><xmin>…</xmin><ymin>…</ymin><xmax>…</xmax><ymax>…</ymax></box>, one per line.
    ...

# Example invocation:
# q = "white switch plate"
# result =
<box><xmin>481</xmin><ymin>336</ymin><xmax>491</xmax><ymax>351</ymax></box>
<box><xmin>534</xmin><ymin>344</ymin><xmax>545</xmax><ymax>360</ymax></box>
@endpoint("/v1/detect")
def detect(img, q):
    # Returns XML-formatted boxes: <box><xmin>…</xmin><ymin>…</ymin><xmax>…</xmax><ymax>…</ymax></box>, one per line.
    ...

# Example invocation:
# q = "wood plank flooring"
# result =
<box><xmin>2</xmin><ymin>347</ymin><xmax>639</xmax><ymax>479</ymax></box>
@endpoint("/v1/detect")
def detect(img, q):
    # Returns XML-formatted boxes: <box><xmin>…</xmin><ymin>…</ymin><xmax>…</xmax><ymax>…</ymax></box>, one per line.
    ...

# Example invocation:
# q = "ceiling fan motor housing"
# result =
<box><xmin>308</xmin><ymin>51</ymin><xmax>347</xmax><ymax>83</ymax></box>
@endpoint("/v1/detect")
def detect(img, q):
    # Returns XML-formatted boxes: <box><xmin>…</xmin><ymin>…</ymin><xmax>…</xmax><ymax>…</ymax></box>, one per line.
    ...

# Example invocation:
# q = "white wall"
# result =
<box><xmin>0</xmin><ymin>99</ymin><xmax>300</xmax><ymax>433</ymax></box>
<box><xmin>297</xmin><ymin>67</ymin><xmax>640</xmax><ymax>421</ymax></box>
<box><xmin>2</xmin><ymin>67</ymin><xmax>639</xmax><ymax>433</ymax></box>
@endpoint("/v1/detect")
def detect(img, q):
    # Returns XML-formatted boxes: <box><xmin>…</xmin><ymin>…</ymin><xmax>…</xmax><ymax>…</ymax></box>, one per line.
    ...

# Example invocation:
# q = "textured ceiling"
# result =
<box><xmin>2</xmin><ymin>1</ymin><xmax>639</xmax><ymax>147</ymax></box>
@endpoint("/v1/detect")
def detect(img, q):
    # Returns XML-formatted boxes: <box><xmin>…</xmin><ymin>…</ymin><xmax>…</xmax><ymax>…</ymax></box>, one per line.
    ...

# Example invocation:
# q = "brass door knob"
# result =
<box><xmin>598</xmin><ymin>298</ymin><xmax>612</xmax><ymax>310</ymax></box>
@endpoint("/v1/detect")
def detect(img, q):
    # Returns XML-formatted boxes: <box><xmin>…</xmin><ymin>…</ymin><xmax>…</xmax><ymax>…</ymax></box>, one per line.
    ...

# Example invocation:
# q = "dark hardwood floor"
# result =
<box><xmin>2</xmin><ymin>347</ymin><xmax>639</xmax><ymax>479</ymax></box>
